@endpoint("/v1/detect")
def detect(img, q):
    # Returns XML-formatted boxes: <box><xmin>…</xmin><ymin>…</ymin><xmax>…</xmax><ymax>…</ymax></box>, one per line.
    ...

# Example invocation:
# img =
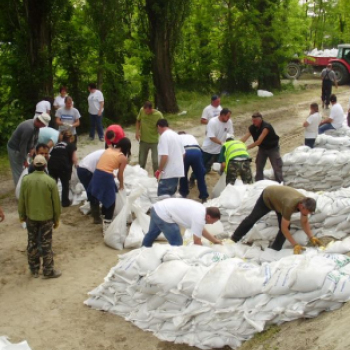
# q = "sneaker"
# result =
<box><xmin>43</xmin><ymin>269</ymin><xmax>62</xmax><ymax>279</ymax></box>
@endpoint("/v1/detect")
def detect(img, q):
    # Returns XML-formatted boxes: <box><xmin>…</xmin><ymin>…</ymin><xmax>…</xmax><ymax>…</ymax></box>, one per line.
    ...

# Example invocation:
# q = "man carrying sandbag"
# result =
<box><xmin>142</xmin><ymin>198</ymin><xmax>222</xmax><ymax>246</ymax></box>
<box><xmin>231</xmin><ymin>185</ymin><xmax>323</xmax><ymax>254</ymax></box>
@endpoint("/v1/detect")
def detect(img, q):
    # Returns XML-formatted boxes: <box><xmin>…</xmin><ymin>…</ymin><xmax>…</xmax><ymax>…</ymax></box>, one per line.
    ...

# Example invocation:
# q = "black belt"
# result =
<box><xmin>35</xmin><ymin>111</ymin><xmax>43</xmax><ymax>115</ymax></box>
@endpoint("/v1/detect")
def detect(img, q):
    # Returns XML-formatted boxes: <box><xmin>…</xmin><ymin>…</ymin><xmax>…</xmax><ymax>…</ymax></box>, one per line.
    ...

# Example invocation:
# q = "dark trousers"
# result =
<box><xmin>27</xmin><ymin>218</ymin><xmax>54</xmax><ymax>275</ymax></box>
<box><xmin>255</xmin><ymin>146</ymin><xmax>283</xmax><ymax>183</ymax></box>
<box><xmin>304</xmin><ymin>138</ymin><xmax>316</xmax><ymax>148</ymax></box>
<box><xmin>49</xmin><ymin>168</ymin><xmax>71</xmax><ymax>207</ymax></box>
<box><xmin>231</xmin><ymin>192</ymin><xmax>288</xmax><ymax>250</ymax></box>
<box><xmin>180</xmin><ymin>149</ymin><xmax>208</xmax><ymax>199</ymax></box>
<box><xmin>77</xmin><ymin>167</ymin><xmax>93</xmax><ymax>201</ymax></box>
<box><xmin>101</xmin><ymin>202</ymin><xmax>115</xmax><ymax>220</ymax></box>
<box><xmin>321</xmin><ymin>80</ymin><xmax>333</xmax><ymax>107</ymax></box>
<box><xmin>190</xmin><ymin>151</ymin><xmax>219</xmax><ymax>181</ymax></box>
<box><xmin>226</xmin><ymin>159</ymin><xmax>253</xmax><ymax>185</ymax></box>
<box><xmin>89</xmin><ymin>113</ymin><xmax>104</xmax><ymax>139</ymax></box>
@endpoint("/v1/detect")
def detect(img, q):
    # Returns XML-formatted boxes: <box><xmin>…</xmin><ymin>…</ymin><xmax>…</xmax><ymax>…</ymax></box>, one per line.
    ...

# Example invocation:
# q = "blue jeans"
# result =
<box><xmin>77</xmin><ymin>167</ymin><xmax>93</xmax><ymax>201</ymax></box>
<box><xmin>89</xmin><ymin>113</ymin><xmax>104</xmax><ymax>139</ymax></box>
<box><xmin>180</xmin><ymin>149</ymin><xmax>208</xmax><ymax>199</ymax></box>
<box><xmin>158</xmin><ymin>177</ymin><xmax>179</xmax><ymax>198</ymax></box>
<box><xmin>142</xmin><ymin>208</ymin><xmax>183</xmax><ymax>247</ymax></box>
<box><xmin>318</xmin><ymin>123</ymin><xmax>335</xmax><ymax>134</ymax></box>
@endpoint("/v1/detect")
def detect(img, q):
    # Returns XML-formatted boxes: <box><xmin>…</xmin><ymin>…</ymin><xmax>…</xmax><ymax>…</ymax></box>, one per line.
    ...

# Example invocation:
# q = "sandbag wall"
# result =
<box><xmin>85</xmin><ymin>244</ymin><xmax>350</xmax><ymax>350</ymax></box>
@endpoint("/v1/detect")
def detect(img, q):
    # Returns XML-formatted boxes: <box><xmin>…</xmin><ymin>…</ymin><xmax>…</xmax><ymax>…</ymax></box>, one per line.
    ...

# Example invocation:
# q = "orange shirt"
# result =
<box><xmin>96</xmin><ymin>148</ymin><xmax>123</xmax><ymax>173</ymax></box>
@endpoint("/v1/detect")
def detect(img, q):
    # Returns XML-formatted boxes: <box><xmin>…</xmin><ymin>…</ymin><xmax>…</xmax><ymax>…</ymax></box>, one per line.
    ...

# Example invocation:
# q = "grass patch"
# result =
<box><xmin>0</xmin><ymin>150</ymin><xmax>10</xmax><ymax>175</ymax></box>
<box><xmin>239</xmin><ymin>325</ymin><xmax>281</xmax><ymax>350</ymax></box>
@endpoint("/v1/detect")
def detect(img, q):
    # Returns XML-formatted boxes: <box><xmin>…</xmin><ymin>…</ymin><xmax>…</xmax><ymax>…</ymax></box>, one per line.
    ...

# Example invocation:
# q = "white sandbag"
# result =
<box><xmin>257</xmin><ymin>90</ymin><xmax>273</xmax><ymax>97</ymax></box>
<box><xmin>79</xmin><ymin>201</ymin><xmax>91</xmax><ymax>215</ymax></box>
<box><xmin>212</xmin><ymin>173</ymin><xmax>226</xmax><ymax>199</ymax></box>
<box><xmin>0</xmin><ymin>336</ymin><xmax>32</xmax><ymax>350</ymax></box>
<box><xmin>324</xmin><ymin>238</ymin><xmax>350</xmax><ymax>254</ymax></box>
<box><xmin>124</xmin><ymin>220</ymin><xmax>144</xmax><ymax>249</ymax></box>
<box><xmin>114</xmin><ymin>189</ymin><xmax>127</xmax><ymax>216</ymax></box>
<box><xmin>15</xmin><ymin>168</ymin><xmax>28</xmax><ymax>199</ymax></box>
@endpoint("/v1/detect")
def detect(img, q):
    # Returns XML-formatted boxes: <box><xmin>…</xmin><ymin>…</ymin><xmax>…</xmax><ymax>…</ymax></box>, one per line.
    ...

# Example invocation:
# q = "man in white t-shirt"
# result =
<box><xmin>201</xmin><ymin>95</ymin><xmax>222</xmax><ymax>125</ymax></box>
<box><xmin>201</xmin><ymin>108</ymin><xmax>234</xmax><ymax>173</ymax></box>
<box><xmin>35</xmin><ymin>99</ymin><xmax>51</xmax><ymax>117</ymax></box>
<box><xmin>142</xmin><ymin>198</ymin><xmax>222</xmax><ymax>246</ymax></box>
<box><xmin>318</xmin><ymin>94</ymin><xmax>344</xmax><ymax>134</ymax></box>
<box><xmin>303</xmin><ymin>102</ymin><xmax>321</xmax><ymax>148</ymax></box>
<box><xmin>155</xmin><ymin>119</ymin><xmax>185</xmax><ymax>199</ymax></box>
<box><xmin>55</xmin><ymin>96</ymin><xmax>81</xmax><ymax>144</ymax></box>
<box><xmin>77</xmin><ymin>149</ymin><xmax>105</xmax><ymax>224</ymax></box>
<box><xmin>88</xmin><ymin>83</ymin><xmax>105</xmax><ymax>141</ymax></box>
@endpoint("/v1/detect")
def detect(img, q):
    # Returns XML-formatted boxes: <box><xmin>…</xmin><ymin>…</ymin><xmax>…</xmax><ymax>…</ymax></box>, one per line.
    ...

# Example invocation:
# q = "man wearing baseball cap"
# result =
<box><xmin>18</xmin><ymin>155</ymin><xmax>61</xmax><ymax>278</ymax></box>
<box><xmin>7</xmin><ymin>113</ymin><xmax>51</xmax><ymax>186</ymax></box>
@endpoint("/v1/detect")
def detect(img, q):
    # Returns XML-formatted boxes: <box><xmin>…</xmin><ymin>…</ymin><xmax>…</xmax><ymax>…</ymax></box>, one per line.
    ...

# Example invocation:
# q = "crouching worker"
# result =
<box><xmin>231</xmin><ymin>185</ymin><xmax>322</xmax><ymax>254</ymax></box>
<box><xmin>18</xmin><ymin>155</ymin><xmax>61</xmax><ymax>278</ymax></box>
<box><xmin>142</xmin><ymin>198</ymin><xmax>222</xmax><ymax>246</ymax></box>
<box><xmin>219</xmin><ymin>136</ymin><xmax>253</xmax><ymax>185</ymax></box>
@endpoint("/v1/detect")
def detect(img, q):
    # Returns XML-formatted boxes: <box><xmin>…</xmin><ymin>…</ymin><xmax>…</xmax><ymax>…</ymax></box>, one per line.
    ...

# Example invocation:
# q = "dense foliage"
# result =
<box><xmin>0</xmin><ymin>0</ymin><xmax>348</xmax><ymax>146</ymax></box>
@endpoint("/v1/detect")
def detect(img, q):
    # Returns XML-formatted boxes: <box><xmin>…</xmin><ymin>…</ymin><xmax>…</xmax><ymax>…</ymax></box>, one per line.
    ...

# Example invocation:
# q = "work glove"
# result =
<box><xmin>310</xmin><ymin>237</ymin><xmax>323</xmax><ymax>247</ymax></box>
<box><xmin>293</xmin><ymin>244</ymin><xmax>306</xmax><ymax>255</ymax></box>
<box><xmin>155</xmin><ymin>170</ymin><xmax>163</xmax><ymax>180</ymax></box>
<box><xmin>53</xmin><ymin>221</ymin><xmax>60</xmax><ymax>229</ymax></box>
<box><xmin>19</xmin><ymin>217</ymin><xmax>26</xmax><ymax>223</ymax></box>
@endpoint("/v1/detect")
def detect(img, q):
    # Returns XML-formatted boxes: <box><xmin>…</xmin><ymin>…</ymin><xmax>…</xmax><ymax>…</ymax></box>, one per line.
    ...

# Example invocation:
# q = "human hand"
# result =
<box><xmin>53</xmin><ymin>221</ymin><xmax>60</xmax><ymax>229</ymax></box>
<box><xmin>310</xmin><ymin>237</ymin><xmax>323</xmax><ymax>247</ymax></box>
<box><xmin>0</xmin><ymin>208</ymin><xmax>4</xmax><ymax>222</ymax></box>
<box><xmin>19</xmin><ymin>217</ymin><xmax>26</xmax><ymax>223</ymax></box>
<box><xmin>293</xmin><ymin>244</ymin><xmax>305</xmax><ymax>255</ymax></box>
<box><xmin>135</xmin><ymin>132</ymin><xmax>140</xmax><ymax>142</ymax></box>
<box><xmin>155</xmin><ymin>170</ymin><xmax>163</xmax><ymax>180</ymax></box>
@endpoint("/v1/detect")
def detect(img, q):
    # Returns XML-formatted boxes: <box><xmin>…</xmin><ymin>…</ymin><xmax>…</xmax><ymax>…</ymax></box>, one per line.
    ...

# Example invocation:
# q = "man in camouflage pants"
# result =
<box><xmin>219</xmin><ymin>137</ymin><xmax>253</xmax><ymax>185</ymax></box>
<box><xmin>18</xmin><ymin>155</ymin><xmax>62</xmax><ymax>278</ymax></box>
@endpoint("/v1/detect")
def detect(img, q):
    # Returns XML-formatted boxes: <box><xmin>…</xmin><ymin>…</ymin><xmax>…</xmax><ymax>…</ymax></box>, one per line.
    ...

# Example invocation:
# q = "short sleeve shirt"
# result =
<box><xmin>137</xmin><ymin>108</ymin><xmax>163</xmax><ymax>143</ymax></box>
<box><xmin>305</xmin><ymin>112</ymin><xmax>321</xmax><ymax>138</ymax></box>
<box><xmin>88</xmin><ymin>90</ymin><xmax>104</xmax><ymax>115</ymax></box>
<box><xmin>55</xmin><ymin>107</ymin><xmax>81</xmax><ymax>135</ymax></box>
<box><xmin>201</xmin><ymin>104</ymin><xmax>222</xmax><ymax>123</ymax></box>
<box><xmin>263</xmin><ymin>186</ymin><xmax>305</xmax><ymax>220</ymax></box>
<box><xmin>36</xmin><ymin>100</ymin><xmax>51</xmax><ymax>113</ymax></box>
<box><xmin>330</xmin><ymin>103</ymin><xmax>344</xmax><ymax>129</ymax></box>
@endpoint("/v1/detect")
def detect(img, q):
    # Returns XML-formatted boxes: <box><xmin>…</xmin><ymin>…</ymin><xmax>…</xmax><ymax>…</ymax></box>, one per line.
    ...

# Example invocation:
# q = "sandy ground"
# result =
<box><xmin>1</xmin><ymin>82</ymin><xmax>350</xmax><ymax>350</ymax></box>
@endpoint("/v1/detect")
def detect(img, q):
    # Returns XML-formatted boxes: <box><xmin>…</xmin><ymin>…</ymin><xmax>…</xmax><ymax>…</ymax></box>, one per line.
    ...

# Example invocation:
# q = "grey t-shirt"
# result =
<box><xmin>8</xmin><ymin>119</ymin><xmax>38</xmax><ymax>160</ymax></box>
<box><xmin>321</xmin><ymin>68</ymin><xmax>336</xmax><ymax>82</ymax></box>
<box><xmin>55</xmin><ymin>107</ymin><xmax>81</xmax><ymax>135</ymax></box>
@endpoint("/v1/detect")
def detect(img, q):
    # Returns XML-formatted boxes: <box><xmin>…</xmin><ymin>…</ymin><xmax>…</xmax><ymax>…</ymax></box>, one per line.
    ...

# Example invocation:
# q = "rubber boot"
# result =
<box><xmin>91</xmin><ymin>203</ymin><xmax>102</xmax><ymax>224</ymax></box>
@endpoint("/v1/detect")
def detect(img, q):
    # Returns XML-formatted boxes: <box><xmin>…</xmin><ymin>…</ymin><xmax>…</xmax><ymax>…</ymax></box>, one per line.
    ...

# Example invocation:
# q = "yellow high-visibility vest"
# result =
<box><xmin>224</xmin><ymin>140</ymin><xmax>249</xmax><ymax>173</ymax></box>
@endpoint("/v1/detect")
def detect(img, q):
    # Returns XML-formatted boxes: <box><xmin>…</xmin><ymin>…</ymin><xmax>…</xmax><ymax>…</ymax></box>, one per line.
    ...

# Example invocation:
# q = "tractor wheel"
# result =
<box><xmin>332</xmin><ymin>62</ymin><xmax>350</xmax><ymax>85</ymax></box>
<box><xmin>283</xmin><ymin>62</ymin><xmax>302</xmax><ymax>79</ymax></box>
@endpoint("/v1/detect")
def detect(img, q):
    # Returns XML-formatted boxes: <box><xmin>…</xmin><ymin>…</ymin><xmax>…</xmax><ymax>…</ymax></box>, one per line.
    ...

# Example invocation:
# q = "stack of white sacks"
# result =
<box><xmin>264</xmin><ymin>146</ymin><xmax>350</xmax><ymax>191</ymax></box>
<box><xmin>307</xmin><ymin>48</ymin><xmax>338</xmax><ymax>57</ymax></box>
<box><xmin>85</xmin><ymin>242</ymin><xmax>350</xmax><ymax>349</ymax></box>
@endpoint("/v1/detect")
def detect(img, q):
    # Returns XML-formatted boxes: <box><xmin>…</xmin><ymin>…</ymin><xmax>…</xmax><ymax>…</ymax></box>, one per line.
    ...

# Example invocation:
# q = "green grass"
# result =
<box><xmin>238</xmin><ymin>325</ymin><xmax>281</xmax><ymax>350</ymax></box>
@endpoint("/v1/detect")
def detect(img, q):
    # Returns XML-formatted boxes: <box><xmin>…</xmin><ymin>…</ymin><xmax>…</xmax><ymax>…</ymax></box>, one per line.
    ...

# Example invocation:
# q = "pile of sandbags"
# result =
<box><xmin>204</xmin><ymin>181</ymin><xmax>350</xmax><ymax>246</ymax></box>
<box><xmin>85</xmin><ymin>243</ymin><xmax>350</xmax><ymax>349</ymax></box>
<box><xmin>307</xmin><ymin>48</ymin><xmax>338</xmax><ymax>57</ymax></box>
<box><xmin>280</xmin><ymin>146</ymin><xmax>350</xmax><ymax>191</ymax></box>
<box><xmin>314</xmin><ymin>134</ymin><xmax>350</xmax><ymax>151</ymax></box>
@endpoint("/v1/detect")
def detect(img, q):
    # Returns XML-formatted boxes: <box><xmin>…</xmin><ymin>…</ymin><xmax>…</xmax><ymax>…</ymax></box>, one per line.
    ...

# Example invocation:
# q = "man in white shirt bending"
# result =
<box><xmin>142</xmin><ymin>198</ymin><xmax>222</xmax><ymax>246</ymax></box>
<box><xmin>200</xmin><ymin>95</ymin><xmax>222</xmax><ymax>125</ymax></box>
<box><xmin>318</xmin><ymin>94</ymin><xmax>344</xmax><ymax>134</ymax></box>
<box><xmin>155</xmin><ymin>119</ymin><xmax>185</xmax><ymax>199</ymax></box>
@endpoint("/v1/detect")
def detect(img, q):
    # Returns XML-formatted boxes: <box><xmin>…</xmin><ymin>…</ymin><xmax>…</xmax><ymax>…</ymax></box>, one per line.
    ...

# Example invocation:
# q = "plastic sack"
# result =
<box><xmin>15</xmin><ymin>168</ymin><xmax>28</xmax><ymax>199</ymax></box>
<box><xmin>0</xmin><ymin>336</ymin><xmax>32</xmax><ymax>350</ymax></box>
<box><xmin>212</xmin><ymin>173</ymin><xmax>226</xmax><ymax>199</ymax></box>
<box><xmin>104</xmin><ymin>185</ymin><xmax>146</xmax><ymax>250</ymax></box>
<box><xmin>114</xmin><ymin>189</ymin><xmax>127</xmax><ymax>216</ymax></box>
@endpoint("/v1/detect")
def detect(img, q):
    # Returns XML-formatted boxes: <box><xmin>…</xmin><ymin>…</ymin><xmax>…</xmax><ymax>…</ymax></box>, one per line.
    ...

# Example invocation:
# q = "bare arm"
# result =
<box><xmin>117</xmin><ymin>156</ymin><xmax>128</xmax><ymax>190</ymax></box>
<box><xmin>0</xmin><ymin>206</ymin><xmax>4</xmax><ymax>222</ymax></box>
<box><xmin>158</xmin><ymin>155</ymin><xmax>168</xmax><ymax>172</ymax></box>
<box><xmin>72</xmin><ymin>118</ymin><xmax>80</xmax><ymax>128</ymax></box>
<box><xmin>209</xmin><ymin>136</ymin><xmax>223</xmax><ymax>146</ymax></box>
<box><xmin>247</xmin><ymin>128</ymin><xmax>269</xmax><ymax>150</ymax></box>
<box><xmin>300</xmin><ymin>214</ymin><xmax>314</xmax><ymax>240</ymax></box>
<box><xmin>319</xmin><ymin>117</ymin><xmax>333</xmax><ymax>126</ymax></box>
<box><xmin>98</xmin><ymin>101</ymin><xmax>104</xmax><ymax>116</ymax></box>
<box><xmin>201</xmin><ymin>118</ymin><xmax>208</xmax><ymax>125</ymax></box>
<box><xmin>303</xmin><ymin>121</ymin><xmax>310</xmax><ymax>127</ymax></box>
<box><xmin>135</xmin><ymin>120</ymin><xmax>141</xmax><ymax>141</ymax></box>
<box><xmin>55</xmin><ymin>116</ymin><xmax>64</xmax><ymax>126</ymax></box>
<box><xmin>281</xmin><ymin>218</ymin><xmax>298</xmax><ymax>247</ymax></box>
<box><xmin>202</xmin><ymin>228</ymin><xmax>222</xmax><ymax>244</ymax></box>
<box><xmin>240</xmin><ymin>131</ymin><xmax>251</xmax><ymax>143</ymax></box>
<box><xmin>47</xmin><ymin>140</ymin><xmax>54</xmax><ymax>149</ymax></box>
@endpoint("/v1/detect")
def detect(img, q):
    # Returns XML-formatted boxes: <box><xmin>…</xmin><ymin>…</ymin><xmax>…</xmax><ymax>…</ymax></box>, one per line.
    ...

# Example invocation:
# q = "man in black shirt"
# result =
<box><xmin>241</xmin><ymin>112</ymin><xmax>283</xmax><ymax>183</ymax></box>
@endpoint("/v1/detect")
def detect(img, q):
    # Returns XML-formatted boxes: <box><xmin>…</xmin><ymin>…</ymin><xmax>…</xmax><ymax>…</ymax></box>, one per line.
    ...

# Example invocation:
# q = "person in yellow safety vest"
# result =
<box><xmin>218</xmin><ymin>135</ymin><xmax>253</xmax><ymax>185</ymax></box>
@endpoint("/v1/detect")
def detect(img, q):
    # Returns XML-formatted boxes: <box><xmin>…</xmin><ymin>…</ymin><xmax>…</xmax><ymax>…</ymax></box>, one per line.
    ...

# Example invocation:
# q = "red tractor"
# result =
<box><xmin>284</xmin><ymin>44</ymin><xmax>350</xmax><ymax>85</ymax></box>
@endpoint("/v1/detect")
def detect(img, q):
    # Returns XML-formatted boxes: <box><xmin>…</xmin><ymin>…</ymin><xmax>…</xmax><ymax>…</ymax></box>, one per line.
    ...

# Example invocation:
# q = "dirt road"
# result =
<box><xmin>1</xmin><ymin>83</ymin><xmax>350</xmax><ymax>350</ymax></box>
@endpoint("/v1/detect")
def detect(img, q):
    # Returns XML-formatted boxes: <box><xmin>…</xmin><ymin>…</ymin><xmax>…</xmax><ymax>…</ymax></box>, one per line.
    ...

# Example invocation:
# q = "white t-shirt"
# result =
<box><xmin>36</xmin><ymin>100</ymin><xmax>51</xmax><ymax>113</ymax></box>
<box><xmin>158</xmin><ymin>129</ymin><xmax>185</xmax><ymax>179</ymax></box>
<box><xmin>88</xmin><ymin>90</ymin><xmax>104</xmax><ymax>114</ymax></box>
<box><xmin>55</xmin><ymin>107</ymin><xmax>81</xmax><ymax>135</ymax></box>
<box><xmin>53</xmin><ymin>95</ymin><xmax>66</xmax><ymax>109</ymax></box>
<box><xmin>201</xmin><ymin>104</ymin><xmax>222</xmax><ymax>123</ymax></box>
<box><xmin>179</xmin><ymin>134</ymin><xmax>199</xmax><ymax>147</ymax></box>
<box><xmin>330</xmin><ymin>103</ymin><xmax>344</xmax><ymax>129</ymax></box>
<box><xmin>305</xmin><ymin>112</ymin><xmax>321</xmax><ymax>138</ymax></box>
<box><xmin>154</xmin><ymin>198</ymin><xmax>206</xmax><ymax>238</ymax></box>
<box><xmin>79</xmin><ymin>149</ymin><xmax>104</xmax><ymax>173</ymax></box>
<box><xmin>202</xmin><ymin>117</ymin><xmax>234</xmax><ymax>154</ymax></box>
